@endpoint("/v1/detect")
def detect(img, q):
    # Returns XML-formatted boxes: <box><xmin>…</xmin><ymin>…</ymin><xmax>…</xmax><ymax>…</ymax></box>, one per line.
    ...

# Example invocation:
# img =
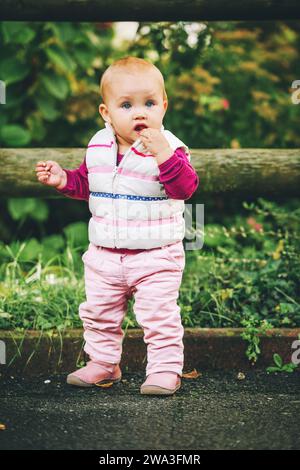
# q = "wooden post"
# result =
<box><xmin>0</xmin><ymin>148</ymin><xmax>299</xmax><ymax>198</ymax></box>
<box><xmin>0</xmin><ymin>0</ymin><xmax>300</xmax><ymax>21</ymax></box>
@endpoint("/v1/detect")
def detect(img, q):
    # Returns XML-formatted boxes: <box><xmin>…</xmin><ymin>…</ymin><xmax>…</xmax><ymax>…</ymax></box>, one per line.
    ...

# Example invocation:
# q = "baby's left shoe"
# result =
<box><xmin>140</xmin><ymin>372</ymin><xmax>181</xmax><ymax>395</ymax></box>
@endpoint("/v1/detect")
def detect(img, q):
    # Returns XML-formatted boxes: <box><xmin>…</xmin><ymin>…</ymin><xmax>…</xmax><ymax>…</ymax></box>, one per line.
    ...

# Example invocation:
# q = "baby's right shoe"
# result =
<box><xmin>67</xmin><ymin>360</ymin><xmax>122</xmax><ymax>387</ymax></box>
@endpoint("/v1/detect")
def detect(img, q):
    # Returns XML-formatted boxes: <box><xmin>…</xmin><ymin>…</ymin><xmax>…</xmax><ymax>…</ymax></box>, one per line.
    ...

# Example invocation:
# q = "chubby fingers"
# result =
<box><xmin>37</xmin><ymin>171</ymin><xmax>50</xmax><ymax>182</ymax></box>
<box><xmin>36</xmin><ymin>171</ymin><xmax>50</xmax><ymax>182</ymax></box>
<box><xmin>35</xmin><ymin>161</ymin><xmax>50</xmax><ymax>182</ymax></box>
<box><xmin>35</xmin><ymin>161</ymin><xmax>50</xmax><ymax>172</ymax></box>
<box><xmin>139</xmin><ymin>134</ymin><xmax>151</xmax><ymax>150</ymax></box>
<box><xmin>139</xmin><ymin>128</ymin><xmax>151</xmax><ymax>138</ymax></box>
<box><xmin>35</xmin><ymin>160</ymin><xmax>55</xmax><ymax>171</ymax></box>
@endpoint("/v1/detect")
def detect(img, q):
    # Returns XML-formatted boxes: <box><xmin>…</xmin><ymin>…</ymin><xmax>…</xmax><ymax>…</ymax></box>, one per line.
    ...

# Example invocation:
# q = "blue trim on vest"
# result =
<box><xmin>90</xmin><ymin>192</ymin><xmax>168</xmax><ymax>201</ymax></box>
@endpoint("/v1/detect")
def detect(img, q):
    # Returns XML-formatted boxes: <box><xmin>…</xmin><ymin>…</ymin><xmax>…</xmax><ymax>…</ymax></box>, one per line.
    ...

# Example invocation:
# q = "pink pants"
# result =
<box><xmin>79</xmin><ymin>241</ymin><xmax>185</xmax><ymax>377</ymax></box>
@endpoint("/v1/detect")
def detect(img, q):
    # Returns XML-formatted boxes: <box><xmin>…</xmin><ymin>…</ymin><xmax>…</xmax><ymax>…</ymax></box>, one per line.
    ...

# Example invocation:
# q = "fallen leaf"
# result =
<box><xmin>94</xmin><ymin>381</ymin><xmax>114</xmax><ymax>388</ymax></box>
<box><xmin>182</xmin><ymin>369</ymin><xmax>202</xmax><ymax>379</ymax></box>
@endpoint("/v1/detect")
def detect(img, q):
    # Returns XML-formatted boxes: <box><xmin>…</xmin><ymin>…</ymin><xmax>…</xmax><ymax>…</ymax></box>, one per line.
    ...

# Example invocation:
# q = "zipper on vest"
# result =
<box><xmin>112</xmin><ymin>143</ymin><xmax>133</xmax><ymax>248</ymax></box>
<box><xmin>111</xmin><ymin>141</ymin><xmax>139</xmax><ymax>248</ymax></box>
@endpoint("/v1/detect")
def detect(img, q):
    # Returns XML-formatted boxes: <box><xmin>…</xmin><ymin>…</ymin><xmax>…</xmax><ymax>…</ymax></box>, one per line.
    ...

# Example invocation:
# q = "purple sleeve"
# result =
<box><xmin>55</xmin><ymin>157</ymin><xmax>89</xmax><ymax>201</ymax></box>
<box><xmin>158</xmin><ymin>148</ymin><xmax>199</xmax><ymax>200</ymax></box>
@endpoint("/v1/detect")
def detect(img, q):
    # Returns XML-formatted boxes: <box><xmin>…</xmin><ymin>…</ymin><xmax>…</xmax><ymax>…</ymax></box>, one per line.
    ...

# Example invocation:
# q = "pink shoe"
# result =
<box><xmin>140</xmin><ymin>372</ymin><xmax>181</xmax><ymax>395</ymax></box>
<box><xmin>67</xmin><ymin>360</ymin><xmax>122</xmax><ymax>387</ymax></box>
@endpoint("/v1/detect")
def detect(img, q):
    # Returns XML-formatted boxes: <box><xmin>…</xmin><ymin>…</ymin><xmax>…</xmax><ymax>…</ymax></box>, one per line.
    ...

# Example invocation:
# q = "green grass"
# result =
<box><xmin>0</xmin><ymin>197</ymin><xmax>299</xmax><ymax>332</ymax></box>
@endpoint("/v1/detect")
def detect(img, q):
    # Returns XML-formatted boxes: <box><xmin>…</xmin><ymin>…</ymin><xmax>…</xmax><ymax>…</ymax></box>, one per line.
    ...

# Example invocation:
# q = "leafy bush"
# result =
<box><xmin>1</xmin><ymin>20</ymin><xmax>299</xmax><ymax>149</ymax></box>
<box><xmin>0</xmin><ymin>21</ymin><xmax>114</xmax><ymax>147</ymax></box>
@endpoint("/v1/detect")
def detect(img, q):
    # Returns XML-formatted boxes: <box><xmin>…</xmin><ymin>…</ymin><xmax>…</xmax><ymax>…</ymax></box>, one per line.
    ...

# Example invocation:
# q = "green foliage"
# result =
<box><xmin>0</xmin><ymin>21</ymin><xmax>115</xmax><ymax>147</ymax></box>
<box><xmin>128</xmin><ymin>21</ymin><xmax>300</xmax><ymax>148</ymax></box>
<box><xmin>266</xmin><ymin>353</ymin><xmax>298</xmax><ymax>373</ymax></box>
<box><xmin>240</xmin><ymin>316</ymin><xmax>273</xmax><ymax>365</ymax></box>
<box><xmin>8</xmin><ymin>198</ymin><xmax>49</xmax><ymax>222</ymax></box>
<box><xmin>0</xmin><ymin>20</ymin><xmax>299</xmax><ymax>148</ymax></box>
<box><xmin>1</xmin><ymin>124</ymin><xmax>31</xmax><ymax>145</ymax></box>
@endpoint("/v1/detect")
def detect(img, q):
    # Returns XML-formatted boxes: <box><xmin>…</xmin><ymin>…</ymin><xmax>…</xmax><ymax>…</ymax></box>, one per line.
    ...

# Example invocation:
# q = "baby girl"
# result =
<box><xmin>35</xmin><ymin>56</ymin><xmax>199</xmax><ymax>395</ymax></box>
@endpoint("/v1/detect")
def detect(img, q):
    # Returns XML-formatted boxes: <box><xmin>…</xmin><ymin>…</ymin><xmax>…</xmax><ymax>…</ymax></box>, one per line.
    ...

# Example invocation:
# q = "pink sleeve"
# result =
<box><xmin>158</xmin><ymin>148</ymin><xmax>199</xmax><ymax>200</ymax></box>
<box><xmin>55</xmin><ymin>148</ymin><xmax>199</xmax><ymax>201</ymax></box>
<box><xmin>55</xmin><ymin>157</ymin><xmax>89</xmax><ymax>201</ymax></box>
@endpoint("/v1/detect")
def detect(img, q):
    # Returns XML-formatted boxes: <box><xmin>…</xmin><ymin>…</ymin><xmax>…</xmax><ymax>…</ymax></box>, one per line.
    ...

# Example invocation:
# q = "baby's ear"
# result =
<box><xmin>98</xmin><ymin>103</ymin><xmax>104</xmax><ymax>115</ymax></box>
<box><xmin>98</xmin><ymin>103</ymin><xmax>110</xmax><ymax>122</ymax></box>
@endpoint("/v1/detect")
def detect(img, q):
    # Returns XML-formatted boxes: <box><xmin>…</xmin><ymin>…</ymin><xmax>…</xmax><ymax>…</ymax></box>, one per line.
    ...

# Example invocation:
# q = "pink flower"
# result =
<box><xmin>221</xmin><ymin>98</ymin><xmax>230</xmax><ymax>110</ymax></box>
<box><xmin>247</xmin><ymin>217</ymin><xmax>263</xmax><ymax>232</ymax></box>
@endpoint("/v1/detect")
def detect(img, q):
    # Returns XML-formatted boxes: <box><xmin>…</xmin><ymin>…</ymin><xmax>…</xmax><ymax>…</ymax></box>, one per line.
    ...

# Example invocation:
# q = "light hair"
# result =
<box><xmin>99</xmin><ymin>56</ymin><xmax>168</xmax><ymax>104</ymax></box>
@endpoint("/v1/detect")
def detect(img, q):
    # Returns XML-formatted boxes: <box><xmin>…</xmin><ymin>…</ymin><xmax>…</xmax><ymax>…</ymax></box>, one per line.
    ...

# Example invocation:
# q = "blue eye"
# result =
<box><xmin>121</xmin><ymin>102</ymin><xmax>131</xmax><ymax>109</ymax></box>
<box><xmin>121</xmin><ymin>100</ymin><xmax>155</xmax><ymax>109</ymax></box>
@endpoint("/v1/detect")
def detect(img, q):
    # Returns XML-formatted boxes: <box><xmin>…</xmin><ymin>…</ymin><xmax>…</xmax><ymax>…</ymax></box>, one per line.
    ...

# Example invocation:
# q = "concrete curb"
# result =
<box><xmin>0</xmin><ymin>328</ymin><xmax>300</xmax><ymax>376</ymax></box>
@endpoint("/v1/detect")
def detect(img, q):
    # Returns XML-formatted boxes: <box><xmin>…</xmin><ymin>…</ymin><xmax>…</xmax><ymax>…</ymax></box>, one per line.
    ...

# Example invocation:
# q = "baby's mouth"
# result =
<box><xmin>134</xmin><ymin>124</ymin><xmax>148</xmax><ymax>133</ymax></box>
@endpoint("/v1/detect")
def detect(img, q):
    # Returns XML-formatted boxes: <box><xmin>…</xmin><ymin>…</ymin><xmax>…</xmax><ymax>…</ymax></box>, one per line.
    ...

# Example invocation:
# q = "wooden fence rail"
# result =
<box><xmin>0</xmin><ymin>148</ymin><xmax>299</xmax><ymax>198</ymax></box>
<box><xmin>0</xmin><ymin>0</ymin><xmax>300</xmax><ymax>21</ymax></box>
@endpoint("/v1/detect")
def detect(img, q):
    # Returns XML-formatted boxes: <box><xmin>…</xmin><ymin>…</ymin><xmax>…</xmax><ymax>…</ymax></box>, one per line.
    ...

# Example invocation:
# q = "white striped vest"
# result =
<box><xmin>86</xmin><ymin>122</ymin><xmax>190</xmax><ymax>249</ymax></box>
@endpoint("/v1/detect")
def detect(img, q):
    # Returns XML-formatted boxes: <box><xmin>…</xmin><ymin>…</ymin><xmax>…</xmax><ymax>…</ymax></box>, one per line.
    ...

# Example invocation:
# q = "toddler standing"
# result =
<box><xmin>35</xmin><ymin>56</ymin><xmax>199</xmax><ymax>395</ymax></box>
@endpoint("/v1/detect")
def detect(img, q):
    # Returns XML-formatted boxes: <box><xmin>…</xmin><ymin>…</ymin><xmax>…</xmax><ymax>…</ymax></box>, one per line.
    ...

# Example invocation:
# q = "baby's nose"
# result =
<box><xmin>134</xmin><ymin>109</ymin><xmax>147</xmax><ymax>119</ymax></box>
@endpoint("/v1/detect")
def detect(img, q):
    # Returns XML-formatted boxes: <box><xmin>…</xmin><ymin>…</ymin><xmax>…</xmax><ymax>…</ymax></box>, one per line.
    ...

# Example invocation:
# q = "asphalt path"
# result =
<box><xmin>0</xmin><ymin>370</ymin><xmax>299</xmax><ymax>450</ymax></box>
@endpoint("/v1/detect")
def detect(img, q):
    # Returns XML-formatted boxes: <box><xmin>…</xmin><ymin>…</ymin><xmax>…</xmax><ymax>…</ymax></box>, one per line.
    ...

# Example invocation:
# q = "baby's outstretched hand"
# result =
<box><xmin>35</xmin><ymin>160</ymin><xmax>66</xmax><ymax>188</ymax></box>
